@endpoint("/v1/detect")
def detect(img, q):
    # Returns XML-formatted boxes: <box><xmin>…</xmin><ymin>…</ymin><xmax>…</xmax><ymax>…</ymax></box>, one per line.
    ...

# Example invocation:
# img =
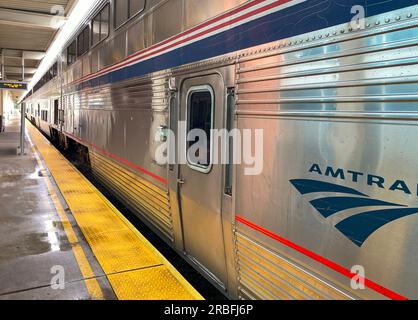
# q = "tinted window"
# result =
<box><xmin>115</xmin><ymin>0</ymin><xmax>128</xmax><ymax>28</ymax></box>
<box><xmin>187</xmin><ymin>88</ymin><xmax>213</xmax><ymax>170</ymax></box>
<box><xmin>101</xmin><ymin>5</ymin><xmax>110</xmax><ymax>39</ymax></box>
<box><xmin>67</xmin><ymin>40</ymin><xmax>77</xmax><ymax>65</ymax></box>
<box><xmin>115</xmin><ymin>0</ymin><xmax>145</xmax><ymax>29</ymax></box>
<box><xmin>92</xmin><ymin>4</ymin><xmax>110</xmax><ymax>46</ymax></box>
<box><xmin>52</xmin><ymin>63</ymin><xmax>58</xmax><ymax>77</ymax></box>
<box><xmin>92</xmin><ymin>13</ymin><xmax>100</xmax><ymax>45</ymax></box>
<box><xmin>77</xmin><ymin>26</ymin><xmax>90</xmax><ymax>56</ymax></box>
<box><xmin>130</xmin><ymin>0</ymin><xmax>145</xmax><ymax>17</ymax></box>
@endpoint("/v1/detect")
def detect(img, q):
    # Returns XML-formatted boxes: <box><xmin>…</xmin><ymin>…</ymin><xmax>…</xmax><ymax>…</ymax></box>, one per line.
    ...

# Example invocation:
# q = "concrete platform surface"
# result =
<box><xmin>0</xmin><ymin>113</ymin><xmax>116</xmax><ymax>300</ymax></box>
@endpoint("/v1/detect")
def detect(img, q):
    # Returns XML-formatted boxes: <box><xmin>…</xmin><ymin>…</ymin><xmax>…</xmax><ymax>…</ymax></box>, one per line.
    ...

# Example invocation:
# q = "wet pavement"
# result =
<box><xmin>0</xmin><ymin>113</ymin><xmax>115</xmax><ymax>300</ymax></box>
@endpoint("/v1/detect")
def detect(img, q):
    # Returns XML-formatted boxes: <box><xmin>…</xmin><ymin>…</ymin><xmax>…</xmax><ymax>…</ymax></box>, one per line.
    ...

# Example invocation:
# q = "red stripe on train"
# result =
<box><xmin>235</xmin><ymin>215</ymin><xmax>408</xmax><ymax>300</ymax></box>
<box><xmin>64</xmin><ymin>131</ymin><xmax>168</xmax><ymax>185</ymax></box>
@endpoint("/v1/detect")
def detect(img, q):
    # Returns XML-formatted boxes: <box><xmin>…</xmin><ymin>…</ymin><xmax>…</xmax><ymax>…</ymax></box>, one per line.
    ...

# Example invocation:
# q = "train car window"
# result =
<box><xmin>129</xmin><ymin>0</ymin><xmax>145</xmax><ymax>17</ymax></box>
<box><xmin>101</xmin><ymin>5</ymin><xmax>110</xmax><ymax>39</ymax></box>
<box><xmin>115</xmin><ymin>0</ymin><xmax>145</xmax><ymax>29</ymax></box>
<box><xmin>67</xmin><ymin>40</ymin><xmax>77</xmax><ymax>65</ymax></box>
<box><xmin>154</xmin><ymin>0</ymin><xmax>182</xmax><ymax>43</ymax></box>
<box><xmin>115</xmin><ymin>0</ymin><xmax>129</xmax><ymax>28</ymax></box>
<box><xmin>77</xmin><ymin>26</ymin><xmax>90</xmax><ymax>57</ymax></box>
<box><xmin>186</xmin><ymin>86</ymin><xmax>214</xmax><ymax>172</ymax></box>
<box><xmin>92</xmin><ymin>4</ymin><xmax>110</xmax><ymax>46</ymax></box>
<box><xmin>92</xmin><ymin>11</ymin><xmax>101</xmax><ymax>45</ymax></box>
<box><xmin>52</xmin><ymin>63</ymin><xmax>58</xmax><ymax>78</ymax></box>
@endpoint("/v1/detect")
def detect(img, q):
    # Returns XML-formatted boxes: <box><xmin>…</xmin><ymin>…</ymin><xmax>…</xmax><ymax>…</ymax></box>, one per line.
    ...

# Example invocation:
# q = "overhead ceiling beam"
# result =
<box><xmin>5</xmin><ymin>66</ymin><xmax>37</xmax><ymax>74</ymax></box>
<box><xmin>0</xmin><ymin>8</ymin><xmax>66</xmax><ymax>30</ymax></box>
<box><xmin>1</xmin><ymin>50</ymin><xmax>46</xmax><ymax>61</ymax></box>
<box><xmin>23</xmin><ymin>51</ymin><xmax>46</xmax><ymax>60</ymax></box>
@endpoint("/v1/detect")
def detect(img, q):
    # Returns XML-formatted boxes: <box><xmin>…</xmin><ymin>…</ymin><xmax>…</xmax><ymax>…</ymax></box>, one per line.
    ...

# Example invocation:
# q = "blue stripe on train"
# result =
<box><xmin>79</xmin><ymin>0</ymin><xmax>417</xmax><ymax>90</ymax></box>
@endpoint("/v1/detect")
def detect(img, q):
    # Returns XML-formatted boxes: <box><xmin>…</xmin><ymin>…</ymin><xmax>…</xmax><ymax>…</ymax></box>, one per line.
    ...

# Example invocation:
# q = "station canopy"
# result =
<box><xmin>0</xmin><ymin>0</ymin><xmax>76</xmax><ymax>99</ymax></box>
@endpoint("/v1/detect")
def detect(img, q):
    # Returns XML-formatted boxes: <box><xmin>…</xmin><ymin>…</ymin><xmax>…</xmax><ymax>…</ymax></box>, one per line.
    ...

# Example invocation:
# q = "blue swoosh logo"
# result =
<box><xmin>290</xmin><ymin>179</ymin><xmax>418</xmax><ymax>247</ymax></box>
<box><xmin>310</xmin><ymin>196</ymin><xmax>405</xmax><ymax>218</ymax></box>
<box><xmin>290</xmin><ymin>179</ymin><xmax>367</xmax><ymax>196</ymax></box>
<box><xmin>335</xmin><ymin>207</ymin><xmax>418</xmax><ymax>247</ymax></box>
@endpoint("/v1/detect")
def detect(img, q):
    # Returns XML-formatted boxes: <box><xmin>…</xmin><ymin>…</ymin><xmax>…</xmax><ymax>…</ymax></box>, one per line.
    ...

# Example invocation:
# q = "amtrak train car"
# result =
<box><xmin>24</xmin><ymin>0</ymin><xmax>418</xmax><ymax>300</ymax></box>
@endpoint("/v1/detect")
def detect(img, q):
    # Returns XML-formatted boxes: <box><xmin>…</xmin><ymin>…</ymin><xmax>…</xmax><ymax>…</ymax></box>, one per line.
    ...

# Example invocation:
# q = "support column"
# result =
<box><xmin>19</xmin><ymin>102</ymin><xmax>26</xmax><ymax>155</ymax></box>
<box><xmin>21</xmin><ymin>53</ymin><xmax>25</xmax><ymax>82</ymax></box>
<box><xmin>1</xmin><ymin>49</ymin><xmax>5</xmax><ymax>80</ymax></box>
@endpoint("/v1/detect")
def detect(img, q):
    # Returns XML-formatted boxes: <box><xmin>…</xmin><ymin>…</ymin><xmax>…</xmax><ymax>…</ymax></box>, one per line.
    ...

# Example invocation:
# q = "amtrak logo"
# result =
<box><xmin>290</xmin><ymin>164</ymin><xmax>418</xmax><ymax>247</ymax></box>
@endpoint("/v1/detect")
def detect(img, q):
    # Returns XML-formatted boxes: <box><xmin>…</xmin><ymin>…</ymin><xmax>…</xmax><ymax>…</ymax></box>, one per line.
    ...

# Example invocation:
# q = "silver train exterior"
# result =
<box><xmin>24</xmin><ymin>0</ymin><xmax>418</xmax><ymax>300</ymax></box>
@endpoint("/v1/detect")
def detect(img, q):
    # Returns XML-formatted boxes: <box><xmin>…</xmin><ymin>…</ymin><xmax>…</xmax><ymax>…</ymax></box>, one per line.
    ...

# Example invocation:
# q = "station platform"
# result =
<box><xmin>0</xmin><ymin>113</ymin><xmax>202</xmax><ymax>300</ymax></box>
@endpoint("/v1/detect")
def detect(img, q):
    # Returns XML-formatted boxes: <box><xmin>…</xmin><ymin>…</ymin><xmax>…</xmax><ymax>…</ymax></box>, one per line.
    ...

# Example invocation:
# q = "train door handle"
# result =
<box><xmin>177</xmin><ymin>179</ymin><xmax>185</xmax><ymax>185</ymax></box>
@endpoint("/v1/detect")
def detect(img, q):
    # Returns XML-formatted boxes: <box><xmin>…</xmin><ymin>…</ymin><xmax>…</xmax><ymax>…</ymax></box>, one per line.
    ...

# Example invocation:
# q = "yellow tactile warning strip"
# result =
<box><xmin>27</xmin><ymin>122</ymin><xmax>203</xmax><ymax>300</ymax></box>
<box><xmin>29</xmin><ymin>139</ymin><xmax>104</xmax><ymax>300</ymax></box>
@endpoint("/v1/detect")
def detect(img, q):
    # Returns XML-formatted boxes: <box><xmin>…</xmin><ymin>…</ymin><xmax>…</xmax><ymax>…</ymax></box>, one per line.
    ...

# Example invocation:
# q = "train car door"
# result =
<box><xmin>73</xmin><ymin>96</ymin><xmax>79</xmax><ymax>135</ymax></box>
<box><xmin>53</xmin><ymin>99</ymin><xmax>59</xmax><ymax>126</ymax></box>
<box><xmin>178</xmin><ymin>74</ymin><xmax>227</xmax><ymax>287</ymax></box>
<box><xmin>37</xmin><ymin>104</ymin><xmax>41</xmax><ymax>127</ymax></box>
<box><xmin>66</xmin><ymin>94</ymin><xmax>76</xmax><ymax>135</ymax></box>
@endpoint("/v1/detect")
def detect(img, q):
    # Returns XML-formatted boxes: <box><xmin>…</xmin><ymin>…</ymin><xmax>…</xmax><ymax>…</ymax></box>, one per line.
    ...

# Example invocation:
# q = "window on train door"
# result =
<box><xmin>92</xmin><ymin>4</ymin><xmax>110</xmax><ymax>46</ymax></box>
<box><xmin>114</xmin><ymin>0</ymin><xmax>145</xmax><ymax>29</ymax></box>
<box><xmin>186</xmin><ymin>85</ymin><xmax>214</xmax><ymax>173</ymax></box>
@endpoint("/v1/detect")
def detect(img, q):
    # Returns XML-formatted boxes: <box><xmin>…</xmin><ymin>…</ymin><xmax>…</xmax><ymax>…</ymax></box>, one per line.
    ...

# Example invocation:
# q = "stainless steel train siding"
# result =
<box><xmin>234</xmin><ymin>10</ymin><xmax>418</xmax><ymax>299</ymax></box>
<box><xmin>73</xmin><ymin>75</ymin><xmax>174</xmax><ymax>239</ymax></box>
<box><xmin>25</xmin><ymin>0</ymin><xmax>418</xmax><ymax>300</ymax></box>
